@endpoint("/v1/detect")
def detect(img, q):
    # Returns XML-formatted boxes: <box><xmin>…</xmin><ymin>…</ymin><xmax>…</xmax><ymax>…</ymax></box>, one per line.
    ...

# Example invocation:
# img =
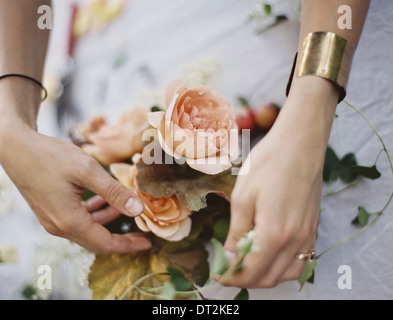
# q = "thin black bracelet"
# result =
<box><xmin>0</xmin><ymin>73</ymin><xmax>48</xmax><ymax>101</ymax></box>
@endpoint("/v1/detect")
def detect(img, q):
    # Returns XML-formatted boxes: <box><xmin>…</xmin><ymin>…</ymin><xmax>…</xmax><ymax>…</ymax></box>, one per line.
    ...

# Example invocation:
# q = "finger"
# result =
<box><xmin>78</xmin><ymin>159</ymin><xmax>144</xmax><ymax>217</ymax></box>
<box><xmin>223</xmin><ymin>191</ymin><xmax>255</xmax><ymax>264</ymax></box>
<box><xmin>278</xmin><ymin>238</ymin><xmax>316</xmax><ymax>283</ymax></box>
<box><xmin>91</xmin><ymin>205</ymin><xmax>121</xmax><ymax>225</ymax></box>
<box><xmin>219</xmin><ymin>222</ymin><xmax>281</xmax><ymax>288</ymax></box>
<box><xmin>67</xmin><ymin>210</ymin><xmax>151</xmax><ymax>254</ymax></box>
<box><xmin>82</xmin><ymin>195</ymin><xmax>107</xmax><ymax>212</ymax></box>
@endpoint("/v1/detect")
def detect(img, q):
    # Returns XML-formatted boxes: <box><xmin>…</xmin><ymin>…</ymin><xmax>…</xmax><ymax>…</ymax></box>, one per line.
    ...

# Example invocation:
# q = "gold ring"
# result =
<box><xmin>295</xmin><ymin>249</ymin><xmax>315</xmax><ymax>261</ymax></box>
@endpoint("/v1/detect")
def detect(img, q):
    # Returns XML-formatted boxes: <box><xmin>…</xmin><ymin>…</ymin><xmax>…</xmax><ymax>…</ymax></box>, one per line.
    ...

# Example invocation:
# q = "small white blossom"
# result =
<box><xmin>181</xmin><ymin>57</ymin><xmax>221</xmax><ymax>87</ymax></box>
<box><xmin>0</xmin><ymin>246</ymin><xmax>19</xmax><ymax>263</ymax></box>
<box><xmin>237</xmin><ymin>230</ymin><xmax>260</xmax><ymax>255</ymax></box>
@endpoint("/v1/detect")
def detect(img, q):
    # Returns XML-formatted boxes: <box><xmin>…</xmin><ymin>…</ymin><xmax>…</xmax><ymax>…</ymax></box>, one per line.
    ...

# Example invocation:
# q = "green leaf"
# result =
<box><xmin>150</xmin><ymin>105</ymin><xmax>164</xmax><ymax>112</ymax></box>
<box><xmin>298</xmin><ymin>260</ymin><xmax>316</xmax><ymax>291</ymax></box>
<box><xmin>339</xmin><ymin>153</ymin><xmax>358</xmax><ymax>183</ymax></box>
<box><xmin>352</xmin><ymin>206</ymin><xmax>371</xmax><ymax>226</ymax></box>
<box><xmin>323</xmin><ymin>147</ymin><xmax>359</xmax><ymax>183</ymax></box>
<box><xmin>136</xmin><ymin>160</ymin><xmax>236</xmax><ymax>212</ymax></box>
<box><xmin>237</xmin><ymin>96</ymin><xmax>250</xmax><ymax>107</ymax></box>
<box><xmin>323</xmin><ymin>146</ymin><xmax>342</xmax><ymax>182</ymax></box>
<box><xmin>22</xmin><ymin>284</ymin><xmax>38</xmax><ymax>300</ymax></box>
<box><xmin>166</xmin><ymin>266</ymin><xmax>193</xmax><ymax>292</ymax></box>
<box><xmin>213</xmin><ymin>218</ymin><xmax>230</xmax><ymax>244</ymax></box>
<box><xmin>234</xmin><ymin>288</ymin><xmax>249</xmax><ymax>300</ymax></box>
<box><xmin>351</xmin><ymin>164</ymin><xmax>381</xmax><ymax>180</ymax></box>
<box><xmin>211</xmin><ymin>238</ymin><xmax>228</xmax><ymax>275</ymax></box>
<box><xmin>263</xmin><ymin>3</ymin><xmax>272</xmax><ymax>16</ymax></box>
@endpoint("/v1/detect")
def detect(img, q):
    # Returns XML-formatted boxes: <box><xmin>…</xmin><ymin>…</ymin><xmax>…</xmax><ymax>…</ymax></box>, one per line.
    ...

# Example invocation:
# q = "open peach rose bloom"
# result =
<box><xmin>110</xmin><ymin>158</ymin><xmax>192</xmax><ymax>241</ymax></box>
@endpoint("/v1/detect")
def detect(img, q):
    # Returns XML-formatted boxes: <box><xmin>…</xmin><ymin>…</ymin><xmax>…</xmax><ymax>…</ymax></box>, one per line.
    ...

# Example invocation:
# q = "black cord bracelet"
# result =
<box><xmin>0</xmin><ymin>73</ymin><xmax>48</xmax><ymax>101</ymax></box>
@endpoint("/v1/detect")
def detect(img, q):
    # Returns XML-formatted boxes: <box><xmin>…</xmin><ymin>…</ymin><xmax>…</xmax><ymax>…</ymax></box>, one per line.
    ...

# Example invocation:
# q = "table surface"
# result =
<box><xmin>1</xmin><ymin>0</ymin><xmax>392</xmax><ymax>300</ymax></box>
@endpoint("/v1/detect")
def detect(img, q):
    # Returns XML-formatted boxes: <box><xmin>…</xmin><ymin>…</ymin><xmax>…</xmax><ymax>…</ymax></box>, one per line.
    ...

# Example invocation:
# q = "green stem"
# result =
<box><xmin>317</xmin><ymin>100</ymin><xmax>393</xmax><ymax>259</ymax></box>
<box><xmin>118</xmin><ymin>272</ymin><xmax>168</xmax><ymax>300</ymax></box>
<box><xmin>343</xmin><ymin>100</ymin><xmax>393</xmax><ymax>175</ymax></box>
<box><xmin>323</xmin><ymin>179</ymin><xmax>360</xmax><ymax>197</ymax></box>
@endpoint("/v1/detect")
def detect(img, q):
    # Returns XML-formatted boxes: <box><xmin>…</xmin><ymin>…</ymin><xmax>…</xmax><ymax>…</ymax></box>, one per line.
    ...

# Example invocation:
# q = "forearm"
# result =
<box><xmin>281</xmin><ymin>0</ymin><xmax>370</xmax><ymax>151</ymax></box>
<box><xmin>0</xmin><ymin>0</ymin><xmax>51</xmax><ymax>130</ymax></box>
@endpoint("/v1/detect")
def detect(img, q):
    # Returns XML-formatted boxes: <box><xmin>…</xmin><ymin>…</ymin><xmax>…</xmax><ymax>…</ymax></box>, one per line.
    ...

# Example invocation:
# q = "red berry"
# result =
<box><xmin>255</xmin><ymin>103</ymin><xmax>279</xmax><ymax>130</ymax></box>
<box><xmin>236</xmin><ymin>107</ymin><xmax>255</xmax><ymax>131</ymax></box>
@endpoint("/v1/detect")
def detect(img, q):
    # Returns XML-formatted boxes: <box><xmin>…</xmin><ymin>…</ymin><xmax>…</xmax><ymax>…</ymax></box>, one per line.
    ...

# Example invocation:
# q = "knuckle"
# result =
<box><xmin>267</xmin><ymin>226</ymin><xmax>289</xmax><ymax>250</ymax></box>
<box><xmin>77</xmin><ymin>157</ymin><xmax>97</xmax><ymax>181</ymax></box>
<box><xmin>259</xmin><ymin>278</ymin><xmax>279</xmax><ymax>288</ymax></box>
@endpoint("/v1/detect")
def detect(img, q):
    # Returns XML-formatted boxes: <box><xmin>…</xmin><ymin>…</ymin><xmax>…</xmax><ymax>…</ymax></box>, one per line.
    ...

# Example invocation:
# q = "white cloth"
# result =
<box><xmin>0</xmin><ymin>0</ymin><xmax>392</xmax><ymax>299</ymax></box>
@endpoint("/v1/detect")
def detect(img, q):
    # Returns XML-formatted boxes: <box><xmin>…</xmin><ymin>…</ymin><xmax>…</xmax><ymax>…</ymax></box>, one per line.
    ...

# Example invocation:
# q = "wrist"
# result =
<box><xmin>269</xmin><ymin>77</ymin><xmax>338</xmax><ymax>160</ymax></box>
<box><xmin>0</xmin><ymin>79</ymin><xmax>41</xmax><ymax>130</ymax></box>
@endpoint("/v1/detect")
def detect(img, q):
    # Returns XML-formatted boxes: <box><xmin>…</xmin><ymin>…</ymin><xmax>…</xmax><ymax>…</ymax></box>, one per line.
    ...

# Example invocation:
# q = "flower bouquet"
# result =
<box><xmin>70</xmin><ymin>79</ymin><xmax>257</xmax><ymax>300</ymax></box>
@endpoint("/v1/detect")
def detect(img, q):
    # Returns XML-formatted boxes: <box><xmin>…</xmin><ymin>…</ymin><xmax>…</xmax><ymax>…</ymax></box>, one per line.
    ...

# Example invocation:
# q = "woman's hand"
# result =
<box><xmin>221</xmin><ymin>77</ymin><xmax>338</xmax><ymax>288</ymax></box>
<box><xmin>0</xmin><ymin>119</ymin><xmax>152</xmax><ymax>254</ymax></box>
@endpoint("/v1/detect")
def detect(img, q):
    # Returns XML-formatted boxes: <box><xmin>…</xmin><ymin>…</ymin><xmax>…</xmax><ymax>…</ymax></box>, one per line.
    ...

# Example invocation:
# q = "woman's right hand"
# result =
<box><xmin>0</xmin><ymin>119</ymin><xmax>152</xmax><ymax>254</ymax></box>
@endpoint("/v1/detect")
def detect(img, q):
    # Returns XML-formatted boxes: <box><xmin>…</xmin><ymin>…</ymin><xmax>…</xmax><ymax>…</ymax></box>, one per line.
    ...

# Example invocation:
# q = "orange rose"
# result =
<box><xmin>79</xmin><ymin>107</ymin><xmax>149</xmax><ymax>166</ymax></box>
<box><xmin>147</xmin><ymin>80</ymin><xmax>239</xmax><ymax>175</ymax></box>
<box><xmin>110</xmin><ymin>159</ymin><xmax>192</xmax><ymax>241</ymax></box>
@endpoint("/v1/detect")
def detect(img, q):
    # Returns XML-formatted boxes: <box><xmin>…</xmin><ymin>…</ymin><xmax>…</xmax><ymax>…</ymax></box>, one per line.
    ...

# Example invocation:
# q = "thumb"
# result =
<box><xmin>80</xmin><ymin>161</ymin><xmax>144</xmax><ymax>217</ymax></box>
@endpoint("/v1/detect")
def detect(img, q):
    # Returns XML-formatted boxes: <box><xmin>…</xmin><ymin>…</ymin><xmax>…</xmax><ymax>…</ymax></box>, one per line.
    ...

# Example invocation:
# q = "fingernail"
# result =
<box><xmin>225</xmin><ymin>250</ymin><xmax>237</xmax><ymax>265</ymax></box>
<box><xmin>125</xmin><ymin>197</ymin><xmax>144</xmax><ymax>217</ymax></box>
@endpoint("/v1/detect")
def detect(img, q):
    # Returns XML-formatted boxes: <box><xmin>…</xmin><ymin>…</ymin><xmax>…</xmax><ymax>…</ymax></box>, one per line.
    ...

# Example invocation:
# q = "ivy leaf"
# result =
<box><xmin>339</xmin><ymin>153</ymin><xmax>358</xmax><ymax>183</ymax></box>
<box><xmin>166</xmin><ymin>266</ymin><xmax>193</xmax><ymax>292</ymax></box>
<box><xmin>323</xmin><ymin>146</ymin><xmax>343</xmax><ymax>182</ymax></box>
<box><xmin>136</xmin><ymin>160</ymin><xmax>236</xmax><ymax>212</ymax></box>
<box><xmin>234</xmin><ymin>288</ymin><xmax>249</xmax><ymax>300</ymax></box>
<box><xmin>298</xmin><ymin>260</ymin><xmax>316</xmax><ymax>291</ymax></box>
<box><xmin>211</xmin><ymin>238</ymin><xmax>228</xmax><ymax>276</ymax></box>
<box><xmin>350</xmin><ymin>165</ymin><xmax>381</xmax><ymax>180</ymax></box>
<box><xmin>352</xmin><ymin>206</ymin><xmax>371</xmax><ymax>227</ymax></box>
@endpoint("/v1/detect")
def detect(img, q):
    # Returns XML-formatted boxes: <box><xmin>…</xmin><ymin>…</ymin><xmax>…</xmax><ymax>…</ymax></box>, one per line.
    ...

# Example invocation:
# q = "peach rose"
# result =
<box><xmin>147</xmin><ymin>80</ymin><xmax>238</xmax><ymax>175</ymax></box>
<box><xmin>78</xmin><ymin>107</ymin><xmax>149</xmax><ymax>166</ymax></box>
<box><xmin>110</xmin><ymin>159</ymin><xmax>192</xmax><ymax>241</ymax></box>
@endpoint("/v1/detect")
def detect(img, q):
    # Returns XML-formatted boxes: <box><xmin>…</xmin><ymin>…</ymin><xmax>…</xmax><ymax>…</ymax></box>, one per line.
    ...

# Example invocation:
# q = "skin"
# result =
<box><xmin>222</xmin><ymin>0</ymin><xmax>370</xmax><ymax>287</ymax></box>
<box><xmin>0</xmin><ymin>0</ymin><xmax>370</xmax><ymax>287</ymax></box>
<box><xmin>0</xmin><ymin>0</ymin><xmax>151</xmax><ymax>254</ymax></box>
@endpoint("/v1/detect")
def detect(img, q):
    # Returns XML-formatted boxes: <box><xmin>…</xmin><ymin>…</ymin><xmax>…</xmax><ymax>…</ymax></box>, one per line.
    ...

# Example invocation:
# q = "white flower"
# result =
<box><xmin>181</xmin><ymin>57</ymin><xmax>221</xmax><ymax>87</ymax></box>
<box><xmin>0</xmin><ymin>246</ymin><xmax>19</xmax><ymax>263</ymax></box>
<box><xmin>237</xmin><ymin>230</ymin><xmax>260</xmax><ymax>255</ymax></box>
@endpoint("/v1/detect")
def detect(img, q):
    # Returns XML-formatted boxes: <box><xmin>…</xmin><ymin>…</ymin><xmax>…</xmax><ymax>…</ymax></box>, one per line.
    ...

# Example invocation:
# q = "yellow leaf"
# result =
<box><xmin>88</xmin><ymin>252</ymin><xmax>150</xmax><ymax>300</ymax></box>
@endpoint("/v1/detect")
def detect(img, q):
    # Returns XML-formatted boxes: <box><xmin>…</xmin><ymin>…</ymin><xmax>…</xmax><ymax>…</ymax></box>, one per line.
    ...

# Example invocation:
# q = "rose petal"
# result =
<box><xmin>164</xmin><ymin>217</ymin><xmax>192</xmax><ymax>241</ymax></box>
<box><xmin>186</xmin><ymin>154</ymin><xmax>232</xmax><ymax>175</ymax></box>
<box><xmin>147</xmin><ymin>111</ymin><xmax>165</xmax><ymax>129</ymax></box>
<box><xmin>139</xmin><ymin>213</ymin><xmax>179</xmax><ymax>238</ymax></box>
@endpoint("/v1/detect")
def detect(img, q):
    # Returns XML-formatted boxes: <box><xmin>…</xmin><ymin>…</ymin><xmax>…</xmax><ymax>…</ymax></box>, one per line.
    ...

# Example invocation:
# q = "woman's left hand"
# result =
<box><xmin>220</xmin><ymin>77</ymin><xmax>338</xmax><ymax>288</ymax></box>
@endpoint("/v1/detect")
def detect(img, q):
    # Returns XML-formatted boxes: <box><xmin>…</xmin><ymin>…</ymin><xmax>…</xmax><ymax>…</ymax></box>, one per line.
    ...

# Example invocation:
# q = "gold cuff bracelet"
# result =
<box><xmin>286</xmin><ymin>31</ymin><xmax>355</xmax><ymax>103</ymax></box>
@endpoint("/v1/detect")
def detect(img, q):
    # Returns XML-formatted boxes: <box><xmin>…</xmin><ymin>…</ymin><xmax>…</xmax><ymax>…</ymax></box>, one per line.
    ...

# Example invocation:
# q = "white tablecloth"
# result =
<box><xmin>1</xmin><ymin>0</ymin><xmax>392</xmax><ymax>299</ymax></box>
